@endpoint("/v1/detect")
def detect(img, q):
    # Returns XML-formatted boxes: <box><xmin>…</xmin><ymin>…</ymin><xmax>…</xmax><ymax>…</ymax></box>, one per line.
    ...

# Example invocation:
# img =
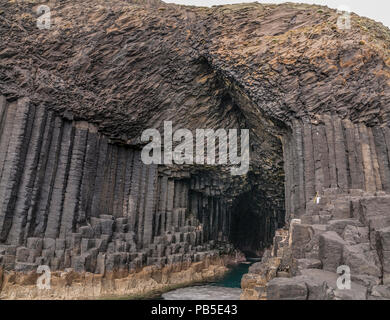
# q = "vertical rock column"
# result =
<box><xmin>0</xmin><ymin>96</ymin><xmax>238</xmax><ymax>274</ymax></box>
<box><xmin>283</xmin><ymin>114</ymin><xmax>390</xmax><ymax>221</ymax></box>
<box><xmin>0</xmin><ymin>98</ymin><xmax>35</xmax><ymax>242</ymax></box>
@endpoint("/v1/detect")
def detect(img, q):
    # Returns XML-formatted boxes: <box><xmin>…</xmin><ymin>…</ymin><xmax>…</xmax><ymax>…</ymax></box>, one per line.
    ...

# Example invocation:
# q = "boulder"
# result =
<box><xmin>302</xmin><ymin>225</ymin><xmax>327</xmax><ymax>260</ymax></box>
<box><xmin>334</xmin><ymin>287</ymin><xmax>367</xmax><ymax>300</ymax></box>
<box><xmin>319</xmin><ymin>231</ymin><xmax>347</xmax><ymax>272</ymax></box>
<box><xmin>79</xmin><ymin>226</ymin><xmax>94</xmax><ymax>239</ymax></box>
<box><xmin>371</xmin><ymin>285</ymin><xmax>390</xmax><ymax>299</ymax></box>
<box><xmin>377</xmin><ymin>226</ymin><xmax>390</xmax><ymax>284</ymax></box>
<box><xmin>360</xmin><ymin>196</ymin><xmax>390</xmax><ymax>227</ymax></box>
<box><xmin>351</xmin><ymin>274</ymin><xmax>380</xmax><ymax>288</ymax></box>
<box><xmin>342</xmin><ymin>225</ymin><xmax>369</xmax><ymax>245</ymax></box>
<box><xmin>16</xmin><ymin>247</ymin><xmax>30</xmax><ymax>263</ymax></box>
<box><xmin>331</xmin><ymin>199</ymin><xmax>351</xmax><ymax>219</ymax></box>
<box><xmin>241</xmin><ymin>273</ymin><xmax>267</xmax><ymax>289</ymax></box>
<box><xmin>300</xmin><ymin>269</ymin><xmax>339</xmax><ymax>289</ymax></box>
<box><xmin>27</xmin><ymin>238</ymin><xmax>43</xmax><ymax>251</ymax></box>
<box><xmin>294</xmin><ymin>275</ymin><xmax>332</xmax><ymax>300</ymax></box>
<box><xmin>342</xmin><ymin>243</ymin><xmax>381</xmax><ymax>277</ymax></box>
<box><xmin>296</xmin><ymin>258</ymin><xmax>322</xmax><ymax>270</ymax></box>
<box><xmin>326</xmin><ymin>219</ymin><xmax>362</xmax><ymax>236</ymax></box>
<box><xmin>266</xmin><ymin>277</ymin><xmax>307</xmax><ymax>300</ymax></box>
<box><xmin>15</xmin><ymin>262</ymin><xmax>37</xmax><ymax>273</ymax></box>
<box><xmin>289</xmin><ymin>222</ymin><xmax>314</xmax><ymax>259</ymax></box>
<box><xmin>100</xmin><ymin>219</ymin><xmax>114</xmax><ymax>236</ymax></box>
<box><xmin>382</xmin><ymin>251</ymin><xmax>390</xmax><ymax>285</ymax></box>
<box><xmin>300</xmin><ymin>269</ymin><xmax>367</xmax><ymax>300</ymax></box>
<box><xmin>43</xmin><ymin>238</ymin><xmax>56</xmax><ymax>251</ymax></box>
<box><xmin>377</xmin><ymin>226</ymin><xmax>390</xmax><ymax>250</ymax></box>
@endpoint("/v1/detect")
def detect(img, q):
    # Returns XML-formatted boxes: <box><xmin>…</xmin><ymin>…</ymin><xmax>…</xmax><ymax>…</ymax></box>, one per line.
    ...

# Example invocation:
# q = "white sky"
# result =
<box><xmin>164</xmin><ymin>0</ymin><xmax>390</xmax><ymax>28</ymax></box>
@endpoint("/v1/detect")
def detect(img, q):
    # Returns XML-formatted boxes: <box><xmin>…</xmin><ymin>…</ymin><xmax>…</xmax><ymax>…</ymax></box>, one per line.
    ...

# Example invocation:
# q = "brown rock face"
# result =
<box><xmin>1</xmin><ymin>0</ymin><xmax>390</xmax><ymax>299</ymax></box>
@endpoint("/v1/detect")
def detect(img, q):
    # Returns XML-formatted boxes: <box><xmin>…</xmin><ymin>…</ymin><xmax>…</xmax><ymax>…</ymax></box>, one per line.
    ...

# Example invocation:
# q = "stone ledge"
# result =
<box><xmin>0</xmin><ymin>254</ymin><xmax>240</xmax><ymax>300</ymax></box>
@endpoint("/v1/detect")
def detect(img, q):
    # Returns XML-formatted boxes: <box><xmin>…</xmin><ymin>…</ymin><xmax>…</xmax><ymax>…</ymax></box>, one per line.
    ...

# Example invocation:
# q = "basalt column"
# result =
<box><xmin>0</xmin><ymin>97</ymin><xmax>240</xmax><ymax>275</ymax></box>
<box><xmin>282</xmin><ymin>115</ymin><xmax>390</xmax><ymax>221</ymax></box>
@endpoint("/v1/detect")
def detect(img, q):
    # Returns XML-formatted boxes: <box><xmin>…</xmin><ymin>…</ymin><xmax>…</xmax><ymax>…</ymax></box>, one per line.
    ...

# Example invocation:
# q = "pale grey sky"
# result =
<box><xmin>165</xmin><ymin>0</ymin><xmax>390</xmax><ymax>28</ymax></box>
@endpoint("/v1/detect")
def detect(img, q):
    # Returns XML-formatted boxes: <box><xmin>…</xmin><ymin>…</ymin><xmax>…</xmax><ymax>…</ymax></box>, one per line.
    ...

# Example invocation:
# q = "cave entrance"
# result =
<box><xmin>191</xmin><ymin>57</ymin><xmax>287</xmax><ymax>258</ymax></box>
<box><xmin>229</xmin><ymin>186</ymin><xmax>284</xmax><ymax>258</ymax></box>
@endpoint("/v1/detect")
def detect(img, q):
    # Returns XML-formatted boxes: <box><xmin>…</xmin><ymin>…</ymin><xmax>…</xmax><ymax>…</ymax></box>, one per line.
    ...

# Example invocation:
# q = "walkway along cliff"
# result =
<box><xmin>1</xmin><ymin>0</ymin><xmax>390</xmax><ymax>299</ymax></box>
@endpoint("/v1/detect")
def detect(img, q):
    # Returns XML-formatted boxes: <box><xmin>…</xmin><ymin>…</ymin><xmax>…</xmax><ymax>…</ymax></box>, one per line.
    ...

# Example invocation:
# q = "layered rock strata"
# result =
<box><xmin>0</xmin><ymin>253</ymin><xmax>237</xmax><ymax>300</ymax></box>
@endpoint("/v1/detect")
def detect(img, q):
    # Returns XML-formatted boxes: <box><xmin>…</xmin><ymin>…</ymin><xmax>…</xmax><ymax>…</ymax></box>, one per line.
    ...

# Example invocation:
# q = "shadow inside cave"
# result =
<box><xmin>229</xmin><ymin>183</ymin><xmax>285</xmax><ymax>258</ymax></box>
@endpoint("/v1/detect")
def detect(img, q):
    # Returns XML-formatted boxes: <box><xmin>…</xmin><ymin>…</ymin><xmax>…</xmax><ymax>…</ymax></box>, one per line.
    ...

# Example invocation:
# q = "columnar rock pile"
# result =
<box><xmin>0</xmin><ymin>96</ymin><xmax>241</xmax><ymax>275</ymax></box>
<box><xmin>241</xmin><ymin>188</ymin><xmax>390</xmax><ymax>300</ymax></box>
<box><xmin>0</xmin><ymin>94</ymin><xmax>274</xmax><ymax>298</ymax></box>
<box><xmin>241</xmin><ymin>112</ymin><xmax>390</xmax><ymax>300</ymax></box>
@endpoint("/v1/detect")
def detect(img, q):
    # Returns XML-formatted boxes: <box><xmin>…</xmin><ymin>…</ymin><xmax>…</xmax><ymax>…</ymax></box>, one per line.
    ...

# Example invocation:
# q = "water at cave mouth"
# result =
<box><xmin>160</xmin><ymin>262</ymin><xmax>253</xmax><ymax>300</ymax></box>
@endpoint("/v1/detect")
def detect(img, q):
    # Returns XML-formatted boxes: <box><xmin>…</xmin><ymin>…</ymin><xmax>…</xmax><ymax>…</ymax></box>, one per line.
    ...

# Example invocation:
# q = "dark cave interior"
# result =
<box><xmin>229</xmin><ymin>186</ymin><xmax>284</xmax><ymax>258</ymax></box>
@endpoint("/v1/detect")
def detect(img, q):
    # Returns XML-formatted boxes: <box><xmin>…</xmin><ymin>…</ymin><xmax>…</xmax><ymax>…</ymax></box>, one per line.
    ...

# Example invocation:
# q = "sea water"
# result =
<box><xmin>161</xmin><ymin>262</ymin><xmax>254</xmax><ymax>300</ymax></box>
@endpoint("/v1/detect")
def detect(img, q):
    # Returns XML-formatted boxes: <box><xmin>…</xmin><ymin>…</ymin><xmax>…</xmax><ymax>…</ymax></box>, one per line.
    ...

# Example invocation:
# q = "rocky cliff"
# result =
<box><xmin>1</xmin><ymin>0</ymin><xmax>390</xmax><ymax>299</ymax></box>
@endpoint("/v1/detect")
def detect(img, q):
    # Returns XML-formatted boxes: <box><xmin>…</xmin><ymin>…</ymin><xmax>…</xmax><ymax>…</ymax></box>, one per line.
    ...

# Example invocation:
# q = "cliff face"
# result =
<box><xmin>1</xmin><ymin>0</ymin><xmax>390</xmax><ymax>299</ymax></box>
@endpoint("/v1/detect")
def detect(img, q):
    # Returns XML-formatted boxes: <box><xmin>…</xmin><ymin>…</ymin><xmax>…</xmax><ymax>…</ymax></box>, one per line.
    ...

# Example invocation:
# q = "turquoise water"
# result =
<box><xmin>160</xmin><ymin>261</ymin><xmax>255</xmax><ymax>300</ymax></box>
<box><xmin>210</xmin><ymin>262</ymin><xmax>252</xmax><ymax>288</ymax></box>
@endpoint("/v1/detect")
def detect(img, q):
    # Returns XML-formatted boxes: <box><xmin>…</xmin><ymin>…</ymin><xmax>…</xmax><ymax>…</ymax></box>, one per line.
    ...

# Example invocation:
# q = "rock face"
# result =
<box><xmin>0</xmin><ymin>95</ymin><xmax>250</xmax><ymax>298</ymax></box>
<box><xmin>1</xmin><ymin>0</ymin><xmax>390</xmax><ymax>299</ymax></box>
<box><xmin>0</xmin><ymin>254</ymin><xmax>232</xmax><ymax>299</ymax></box>
<box><xmin>241</xmin><ymin>191</ymin><xmax>390</xmax><ymax>300</ymax></box>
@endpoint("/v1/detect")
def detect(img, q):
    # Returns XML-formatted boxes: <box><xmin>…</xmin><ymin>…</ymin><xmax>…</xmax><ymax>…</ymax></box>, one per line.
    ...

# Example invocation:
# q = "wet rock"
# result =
<box><xmin>162</xmin><ymin>285</ymin><xmax>242</xmax><ymax>300</ymax></box>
